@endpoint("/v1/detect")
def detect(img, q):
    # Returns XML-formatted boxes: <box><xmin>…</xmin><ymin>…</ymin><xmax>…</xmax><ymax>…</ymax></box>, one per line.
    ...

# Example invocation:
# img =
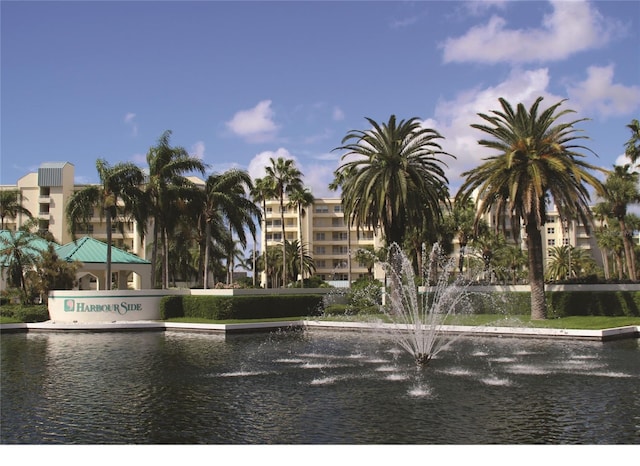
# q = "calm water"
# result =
<box><xmin>1</xmin><ymin>329</ymin><xmax>639</xmax><ymax>444</ymax></box>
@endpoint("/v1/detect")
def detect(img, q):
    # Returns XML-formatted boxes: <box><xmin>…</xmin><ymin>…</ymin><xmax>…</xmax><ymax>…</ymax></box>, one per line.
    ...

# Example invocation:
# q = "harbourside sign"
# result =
<box><xmin>49</xmin><ymin>290</ymin><xmax>188</xmax><ymax>323</ymax></box>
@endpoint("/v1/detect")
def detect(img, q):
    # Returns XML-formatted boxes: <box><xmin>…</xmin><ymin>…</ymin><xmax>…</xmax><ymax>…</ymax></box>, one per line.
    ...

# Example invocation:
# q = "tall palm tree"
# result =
<box><xmin>145</xmin><ymin>130</ymin><xmax>206</xmax><ymax>288</ymax></box>
<box><xmin>625</xmin><ymin>119</ymin><xmax>640</xmax><ymax>164</ymax></box>
<box><xmin>264</xmin><ymin>157</ymin><xmax>303</xmax><ymax>287</ymax></box>
<box><xmin>251</xmin><ymin>177</ymin><xmax>276</xmax><ymax>288</ymax></box>
<box><xmin>333</xmin><ymin>115</ymin><xmax>453</xmax><ymax>249</ymax></box>
<box><xmin>199</xmin><ymin>169</ymin><xmax>260</xmax><ymax>289</ymax></box>
<box><xmin>456</xmin><ymin>97</ymin><xmax>607</xmax><ymax>320</ymax></box>
<box><xmin>288</xmin><ymin>186</ymin><xmax>314</xmax><ymax>287</ymax></box>
<box><xmin>66</xmin><ymin>159</ymin><xmax>146</xmax><ymax>290</ymax></box>
<box><xmin>0</xmin><ymin>190</ymin><xmax>33</xmax><ymax>229</ymax></box>
<box><xmin>602</xmin><ymin>164</ymin><xmax>640</xmax><ymax>280</ymax></box>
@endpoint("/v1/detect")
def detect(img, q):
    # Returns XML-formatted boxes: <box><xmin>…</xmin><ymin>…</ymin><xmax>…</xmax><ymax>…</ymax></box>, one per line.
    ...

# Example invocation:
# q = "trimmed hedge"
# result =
<box><xmin>160</xmin><ymin>294</ymin><xmax>325</xmax><ymax>320</ymax></box>
<box><xmin>0</xmin><ymin>304</ymin><xmax>49</xmax><ymax>322</ymax></box>
<box><xmin>466</xmin><ymin>290</ymin><xmax>640</xmax><ymax>317</ymax></box>
<box><xmin>547</xmin><ymin>291</ymin><xmax>640</xmax><ymax>318</ymax></box>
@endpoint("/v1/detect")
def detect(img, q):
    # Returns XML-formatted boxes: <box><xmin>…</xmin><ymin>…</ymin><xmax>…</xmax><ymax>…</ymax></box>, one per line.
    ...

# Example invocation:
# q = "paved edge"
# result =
<box><xmin>1</xmin><ymin>320</ymin><xmax>639</xmax><ymax>341</ymax></box>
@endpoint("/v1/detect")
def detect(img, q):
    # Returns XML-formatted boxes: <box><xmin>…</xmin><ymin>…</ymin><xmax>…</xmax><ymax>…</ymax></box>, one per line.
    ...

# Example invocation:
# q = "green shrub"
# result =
<box><xmin>160</xmin><ymin>294</ymin><xmax>325</xmax><ymax>320</ymax></box>
<box><xmin>547</xmin><ymin>291</ymin><xmax>640</xmax><ymax>317</ymax></box>
<box><xmin>0</xmin><ymin>304</ymin><xmax>49</xmax><ymax>322</ymax></box>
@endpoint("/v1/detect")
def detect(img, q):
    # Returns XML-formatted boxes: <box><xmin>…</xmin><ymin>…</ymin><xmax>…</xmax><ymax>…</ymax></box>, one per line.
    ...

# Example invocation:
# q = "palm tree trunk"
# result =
<box><xmin>619</xmin><ymin>218</ymin><xmax>637</xmax><ymax>280</ymax></box>
<box><xmin>526</xmin><ymin>221</ymin><xmax>547</xmax><ymax>320</ymax></box>
<box><xmin>262</xmin><ymin>199</ymin><xmax>268</xmax><ymax>288</ymax></box>
<box><xmin>280</xmin><ymin>194</ymin><xmax>286</xmax><ymax>287</ymax></box>
<box><xmin>106</xmin><ymin>210</ymin><xmax>112</xmax><ymax>290</ymax></box>
<box><xmin>203</xmin><ymin>221</ymin><xmax>211</xmax><ymax>289</ymax></box>
<box><xmin>151</xmin><ymin>220</ymin><xmax>159</xmax><ymax>289</ymax></box>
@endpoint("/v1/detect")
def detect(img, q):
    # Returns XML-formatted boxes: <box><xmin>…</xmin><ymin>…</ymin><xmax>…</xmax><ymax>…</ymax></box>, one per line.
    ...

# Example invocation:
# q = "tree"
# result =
<box><xmin>32</xmin><ymin>243</ymin><xmax>80</xmax><ymax>303</ymax></box>
<box><xmin>251</xmin><ymin>177</ymin><xmax>276</xmax><ymax>288</ymax></box>
<box><xmin>145</xmin><ymin>130</ymin><xmax>206</xmax><ymax>288</ymax></box>
<box><xmin>333</xmin><ymin>115</ymin><xmax>453</xmax><ymax>249</ymax></box>
<box><xmin>625</xmin><ymin>119</ymin><xmax>640</xmax><ymax>164</ymax></box>
<box><xmin>456</xmin><ymin>97</ymin><xmax>607</xmax><ymax>320</ymax></box>
<box><xmin>601</xmin><ymin>164</ymin><xmax>640</xmax><ymax>280</ymax></box>
<box><xmin>0</xmin><ymin>190</ymin><xmax>33</xmax><ymax>229</ymax></box>
<box><xmin>66</xmin><ymin>159</ymin><xmax>146</xmax><ymax>290</ymax></box>
<box><xmin>264</xmin><ymin>157</ymin><xmax>303</xmax><ymax>287</ymax></box>
<box><xmin>288</xmin><ymin>187</ymin><xmax>314</xmax><ymax>287</ymax></box>
<box><xmin>198</xmin><ymin>169</ymin><xmax>260</xmax><ymax>289</ymax></box>
<box><xmin>0</xmin><ymin>220</ymin><xmax>43</xmax><ymax>302</ymax></box>
<box><xmin>284</xmin><ymin>239</ymin><xmax>315</xmax><ymax>286</ymax></box>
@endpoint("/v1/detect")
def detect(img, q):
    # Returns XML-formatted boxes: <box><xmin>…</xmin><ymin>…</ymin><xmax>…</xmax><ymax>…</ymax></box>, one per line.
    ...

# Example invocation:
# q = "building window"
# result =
<box><xmin>333</xmin><ymin>205</ymin><xmax>343</xmax><ymax>213</ymax></box>
<box><xmin>547</xmin><ymin>227</ymin><xmax>555</xmax><ymax>235</ymax></box>
<box><xmin>547</xmin><ymin>239</ymin><xmax>555</xmax><ymax>246</ymax></box>
<box><xmin>563</xmin><ymin>238</ymin><xmax>570</xmax><ymax>246</ymax></box>
<box><xmin>315</xmin><ymin>206</ymin><xmax>329</xmax><ymax>213</ymax></box>
<box><xmin>332</xmin><ymin>232</ymin><xmax>348</xmax><ymax>241</ymax></box>
<box><xmin>315</xmin><ymin>246</ymin><xmax>326</xmax><ymax>255</ymax></box>
<box><xmin>332</xmin><ymin>218</ymin><xmax>344</xmax><ymax>227</ymax></box>
<box><xmin>316</xmin><ymin>232</ymin><xmax>325</xmax><ymax>241</ymax></box>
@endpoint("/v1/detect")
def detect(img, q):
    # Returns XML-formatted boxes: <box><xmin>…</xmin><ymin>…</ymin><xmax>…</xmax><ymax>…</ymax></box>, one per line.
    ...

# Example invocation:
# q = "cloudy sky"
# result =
<box><xmin>2</xmin><ymin>0</ymin><xmax>639</xmax><ymax>199</ymax></box>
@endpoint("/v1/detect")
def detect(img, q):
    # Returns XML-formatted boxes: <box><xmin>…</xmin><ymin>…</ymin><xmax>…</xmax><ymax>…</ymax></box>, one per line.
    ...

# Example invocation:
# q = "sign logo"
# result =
<box><xmin>64</xmin><ymin>299</ymin><xmax>75</xmax><ymax>312</ymax></box>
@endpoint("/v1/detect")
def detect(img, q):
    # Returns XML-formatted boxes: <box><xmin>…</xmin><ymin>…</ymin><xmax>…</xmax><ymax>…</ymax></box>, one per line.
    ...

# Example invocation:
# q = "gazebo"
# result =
<box><xmin>56</xmin><ymin>236</ymin><xmax>151</xmax><ymax>290</ymax></box>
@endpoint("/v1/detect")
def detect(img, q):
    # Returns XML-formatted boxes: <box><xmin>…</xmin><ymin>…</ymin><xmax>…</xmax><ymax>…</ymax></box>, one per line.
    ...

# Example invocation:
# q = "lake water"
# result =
<box><xmin>1</xmin><ymin>329</ymin><xmax>639</xmax><ymax>444</ymax></box>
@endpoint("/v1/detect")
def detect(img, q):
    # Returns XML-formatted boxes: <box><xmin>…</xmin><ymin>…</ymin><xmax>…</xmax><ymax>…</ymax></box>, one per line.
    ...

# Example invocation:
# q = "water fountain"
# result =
<box><xmin>379</xmin><ymin>242</ymin><xmax>479</xmax><ymax>366</ymax></box>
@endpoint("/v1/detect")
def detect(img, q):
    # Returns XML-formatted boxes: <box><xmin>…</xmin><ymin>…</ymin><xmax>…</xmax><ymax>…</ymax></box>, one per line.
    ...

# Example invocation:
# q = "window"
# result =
<box><xmin>332</xmin><ymin>232</ymin><xmax>348</xmax><ymax>241</ymax></box>
<box><xmin>315</xmin><ymin>246</ymin><xmax>326</xmax><ymax>254</ymax></box>
<box><xmin>547</xmin><ymin>227</ymin><xmax>555</xmax><ymax>235</ymax></box>
<box><xmin>332</xmin><ymin>218</ymin><xmax>344</xmax><ymax>227</ymax></box>
<box><xmin>316</xmin><ymin>232</ymin><xmax>325</xmax><ymax>241</ymax></box>
<box><xmin>547</xmin><ymin>239</ymin><xmax>555</xmax><ymax>246</ymax></box>
<box><xmin>315</xmin><ymin>206</ymin><xmax>329</xmax><ymax>213</ymax></box>
<box><xmin>333</xmin><ymin>205</ymin><xmax>343</xmax><ymax>213</ymax></box>
<box><xmin>563</xmin><ymin>238</ymin><xmax>570</xmax><ymax>246</ymax></box>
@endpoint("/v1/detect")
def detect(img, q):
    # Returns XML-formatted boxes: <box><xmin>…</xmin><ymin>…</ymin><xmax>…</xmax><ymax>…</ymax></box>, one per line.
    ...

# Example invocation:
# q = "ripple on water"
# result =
<box><xmin>408</xmin><ymin>384</ymin><xmax>433</xmax><ymax>398</ymax></box>
<box><xmin>479</xmin><ymin>376</ymin><xmax>513</xmax><ymax>387</ymax></box>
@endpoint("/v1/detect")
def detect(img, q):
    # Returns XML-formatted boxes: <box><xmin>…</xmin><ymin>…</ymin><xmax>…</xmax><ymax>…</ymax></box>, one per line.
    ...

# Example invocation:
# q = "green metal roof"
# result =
<box><xmin>0</xmin><ymin>230</ymin><xmax>53</xmax><ymax>266</ymax></box>
<box><xmin>55</xmin><ymin>236</ymin><xmax>150</xmax><ymax>264</ymax></box>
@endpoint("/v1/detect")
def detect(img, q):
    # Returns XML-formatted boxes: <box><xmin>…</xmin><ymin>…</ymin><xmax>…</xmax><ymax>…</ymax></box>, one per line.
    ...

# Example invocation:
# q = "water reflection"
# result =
<box><xmin>1</xmin><ymin>330</ymin><xmax>638</xmax><ymax>444</ymax></box>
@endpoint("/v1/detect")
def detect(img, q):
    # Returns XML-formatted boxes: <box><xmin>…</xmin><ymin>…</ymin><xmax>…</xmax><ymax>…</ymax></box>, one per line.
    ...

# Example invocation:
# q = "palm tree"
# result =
<box><xmin>145</xmin><ymin>130</ymin><xmax>206</xmax><ymax>288</ymax></box>
<box><xmin>0</xmin><ymin>219</ymin><xmax>43</xmax><ymax>302</ymax></box>
<box><xmin>288</xmin><ymin>186</ymin><xmax>314</xmax><ymax>287</ymax></box>
<box><xmin>333</xmin><ymin>115</ymin><xmax>453</xmax><ymax>249</ymax></box>
<box><xmin>602</xmin><ymin>164</ymin><xmax>640</xmax><ymax>280</ymax></box>
<box><xmin>199</xmin><ymin>169</ymin><xmax>260</xmax><ymax>288</ymax></box>
<box><xmin>625</xmin><ymin>119</ymin><xmax>640</xmax><ymax>164</ymax></box>
<box><xmin>284</xmin><ymin>239</ymin><xmax>315</xmax><ymax>285</ymax></box>
<box><xmin>456</xmin><ymin>97</ymin><xmax>607</xmax><ymax>320</ymax></box>
<box><xmin>66</xmin><ymin>159</ymin><xmax>146</xmax><ymax>290</ymax></box>
<box><xmin>0</xmin><ymin>190</ymin><xmax>34</xmax><ymax>229</ymax></box>
<box><xmin>251</xmin><ymin>177</ymin><xmax>276</xmax><ymax>288</ymax></box>
<box><xmin>264</xmin><ymin>157</ymin><xmax>303</xmax><ymax>287</ymax></box>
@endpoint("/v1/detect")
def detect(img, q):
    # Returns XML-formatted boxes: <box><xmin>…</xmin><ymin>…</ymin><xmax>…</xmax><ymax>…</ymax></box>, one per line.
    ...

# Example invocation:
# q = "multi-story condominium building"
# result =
<box><xmin>261</xmin><ymin>197</ymin><xmax>385</xmax><ymax>286</ymax></box>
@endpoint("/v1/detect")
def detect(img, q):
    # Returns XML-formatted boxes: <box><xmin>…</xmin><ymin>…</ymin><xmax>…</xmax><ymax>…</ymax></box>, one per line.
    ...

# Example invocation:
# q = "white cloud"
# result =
<box><xmin>247</xmin><ymin>148</ymin><xmax>297</xmax><ymax>181</ymax></box>
<box><xmin>246</xmin><ymin>148</ymin><xmax>337</xmax><ymax>198</ymax></box>
<box><xmin>226</xmin><ymin>100</ymin><xmax>279</xmax><ymax>143</ymax></box>
<box><xmin>124</xmin><ymin>112</ymin><xmax>138</xmax><ymax>136</ymax></box>
<box><xmin>332</xmin><ymin>106</ymin><xmax>345</xmax><ymax>121</ymax></box>
<box><xmin>442</xmin><ymin>0</ymin><xmax>619</xmax><ymax>64</ymax></box>
<box><xmin>566</xmin><ymin>65</ymin><xmax>640</xmax><ymax>118</ymax></box>
<box><xmin>190</xmin><ymin>141</ymin><xmax>206</xmax><ymax>160</ymax></box>
<box><xmin>421</xmin><ymin>67</ymin><xmax>566</xmax><ymax>191</ymax></box>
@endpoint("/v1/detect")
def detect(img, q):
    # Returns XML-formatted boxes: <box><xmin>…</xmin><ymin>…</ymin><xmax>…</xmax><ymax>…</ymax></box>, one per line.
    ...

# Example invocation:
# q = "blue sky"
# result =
<box><xmin>2</xmin><ymin>0</ymin><xmax>639</xmax><ymax>199</ymax></box>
